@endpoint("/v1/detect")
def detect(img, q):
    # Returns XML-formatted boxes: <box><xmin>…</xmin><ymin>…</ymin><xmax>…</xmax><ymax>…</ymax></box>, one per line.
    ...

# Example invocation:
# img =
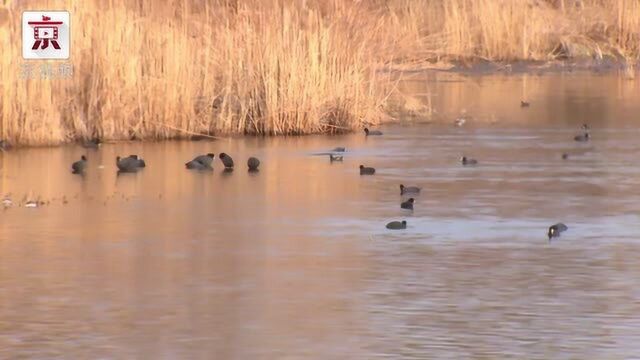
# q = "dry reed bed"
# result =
<box><xmin>0</xmin><ymin>0</ymin><xmax>638</xmax><ymax>145</ymax></box>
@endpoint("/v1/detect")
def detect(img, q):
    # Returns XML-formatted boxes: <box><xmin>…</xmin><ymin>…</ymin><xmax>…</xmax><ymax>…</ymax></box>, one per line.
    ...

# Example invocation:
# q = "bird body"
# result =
<box><xmin>193</xmin><ymin>153</ymin><xmax>215</xmax><ymax>166</ymax></box>
<box><xmin>71</xmin><ymin>155</ymin><xmax>87</xmax><ymax>174</ymax></box>
<box><xmin>116</xmin><ymin>155</ymin><xmax>145</xmax><ymax>172</ymax></box>
<box><xmin>364</xmin><ymin>128</ymin><xmax>383</xmax><ymax>136</ymax></box>
<box><xmin>401</xmin><ymin>198</ymin><xmax>414</xmax><ymax>210</ymax></box>
<box><xmin>186</xmin><ymin>153</ymin><xmax>214</xmax><ymax>170</ymax></box>
<box><xmin>123</xmin><ymin>155</ymin><xmax>146</xmax><ymax>168</ymax></box>
<box><xmin>359</xmin><ymin>165</ymin><xmax>375</xmax><ymax>175</ymax></box>
<box><xmin>185</xmin><ymin>160</ymin><xmax>212</xmax><ymax>170</ymax></box>
<box><xmin>461</xmin><ymin>156</ymin><xmax>478</xmax><ymax>166</ymax></box>
<box><xmin>400</xmin><ymin>184</ymin><xmax>421</xmax><ymax>195</ymax></box>
<box><xmin>247</xmin><ymin>157</ymin><xmax>260</xmax><ymax>171</ymax></box>
<box><xmin>219</xmin><ymin>153</ymin><xmax>234</xmax><ymax>168</ymax></box>
<box><xmin>548</xmin><ymin>223</ymin><xmax>568</xmax><ymax>241</ymax></box>
<box><xmin>386</xmin><ymin>220</ymin><xmax>407</xmax><ymax>230</ymax></box>
<box><xmin>574</xmin><ymin>133</ymin><xmax>590</xmax><ymax>142</ymax></box>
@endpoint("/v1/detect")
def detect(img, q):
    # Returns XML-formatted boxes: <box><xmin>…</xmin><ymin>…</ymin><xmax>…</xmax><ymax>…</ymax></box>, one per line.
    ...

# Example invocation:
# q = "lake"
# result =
<box><xmin>1</xmin><ymin>71</ymin><xmax>640</xmax><ymax>358</ymax></box>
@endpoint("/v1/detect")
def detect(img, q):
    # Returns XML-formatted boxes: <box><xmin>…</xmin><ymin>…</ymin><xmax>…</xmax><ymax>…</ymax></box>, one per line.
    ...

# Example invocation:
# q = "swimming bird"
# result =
<box><xmin>247</xmin><ymin>157</ymin><xmax>260</xmax><ymax>171</ymax></box>
<box><xmin>82</xmin><ymin>138</ymin><xmax>101</xmax><ymax>149</ymax></box>
<box><xmin>116</xmin><ymin>155</ymin><xmax>145</xmax><ymax>172</ymax></box>
<box><xmin>401</xmin><ymin>198</ymin><xmax>414</xmax><ymax>210</ymax></box>
<box><xmin>330</xmin><ymin>154</ymin><xmax>343</xmax><ymax>162</ymax></box>
<box><xmin>359</xmin><ymin>165</ymin><xmax>375</xmax><ymax>175</ymax></box>
<box><xmin>454</xmin><ymin>118</ymin><xmax>466</xmax><ymax>127</ymax></box>
<box><xmin>386</xmin><ymin>220</ymin><xmax>407</xmax><ymax>230</ymax></box>
<box><xmin>521</xmin><ymin>100</ymin><xmax>530</xmax><ymax>107</ymax></box>
<box><xmin>25</xmin><ymin>200</ymin><xmax>38</xmax><ymax>208</ymax></box>
<box><xmin>574</xmin><ymin>132</ymin><xmax>590</xmax><ymax>142</ymax></box>
<box><xmin>400</xmin><ymin>184</ymin><xmax>421</xmax><ymax>195</ymax></box>
<box><xmin>461</xmin><ymin>156</ymin><xmax>478</xmax><ymax>166</ymax></box>
<box><xmin>548</xmin><ymin>223</ymin><xmax>568</xmax><ymax>241</ymax></box>
<box><xmin>122</xmin><ymin>155</ymin><xmax>146</xmax><ymax>168</ymax></box>
<box><xmin>219</xmin><ymin>152</ymin><xmax>234</xmax><ymax>169</ymax></box>
<box><xmin>364</xmin><ymin>128</ymin><xmax>383</xmax><ymax>136</ymax></box>
<box><xmin>71</xmin><ymin>155</ymin><xmax>87</xmax><ymax>174</ymax></box>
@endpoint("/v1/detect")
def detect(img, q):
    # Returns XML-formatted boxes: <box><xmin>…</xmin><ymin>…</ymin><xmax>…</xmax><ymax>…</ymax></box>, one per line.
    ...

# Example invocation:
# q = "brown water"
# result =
<box><xmin>1</xmin><ymin>72</ymin><xmax>640</xmax><ymax>359</ymax></box>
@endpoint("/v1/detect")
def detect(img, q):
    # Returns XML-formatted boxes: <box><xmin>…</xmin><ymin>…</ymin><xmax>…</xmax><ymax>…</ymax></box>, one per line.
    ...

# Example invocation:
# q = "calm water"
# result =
<box><xmin>2</xmin><ymin>72</ymin><xmax>640</xmax><ymax>359</ymax></box>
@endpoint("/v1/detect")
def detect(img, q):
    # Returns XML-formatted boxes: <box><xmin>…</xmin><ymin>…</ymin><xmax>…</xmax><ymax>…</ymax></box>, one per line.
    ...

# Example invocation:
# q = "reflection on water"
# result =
<box><xmin>1</xmin><ymin>72</ymin><xmax>640</xmax><ymax>358</ymax></box>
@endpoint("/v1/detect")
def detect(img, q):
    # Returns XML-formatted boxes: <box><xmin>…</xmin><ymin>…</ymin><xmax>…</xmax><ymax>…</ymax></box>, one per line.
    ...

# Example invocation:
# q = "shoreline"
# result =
<box><xmin>384</xmin><ymin>58</ymin><xmax>638</xmax><ymax>76</ymax></box>
<box><xmin>1</xmin><ymin>61</ymin><xmax>637</xmax><ymax>149</ymax></box>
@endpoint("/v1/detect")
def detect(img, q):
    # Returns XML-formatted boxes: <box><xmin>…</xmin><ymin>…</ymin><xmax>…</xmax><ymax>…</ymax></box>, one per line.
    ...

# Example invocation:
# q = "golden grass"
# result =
<box><xmin>0</xmin><ymin>0</ymin><xmax>396</xmax><ymax>145</ymax></box>
<box><xmin>392</xmin><ymin>0</ymin><xmax>640</xmax><ymax>62</ymax></box>
<box><xmin>0</xmin><ymin>0</ymin><xmax>639</xmax><ymax>145</ymax></box>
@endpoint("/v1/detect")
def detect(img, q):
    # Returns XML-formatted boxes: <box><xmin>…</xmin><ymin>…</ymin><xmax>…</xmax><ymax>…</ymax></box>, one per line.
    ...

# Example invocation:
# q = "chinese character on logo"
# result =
<box><xmin>22</xmin><ymin>11</ymin><xmax>70</xmax><ymax>59</ymax></box>
<box><xmin>29</xmin><ymin>15</ymin><xmax>62</xmax><ymax>50</ymax></box>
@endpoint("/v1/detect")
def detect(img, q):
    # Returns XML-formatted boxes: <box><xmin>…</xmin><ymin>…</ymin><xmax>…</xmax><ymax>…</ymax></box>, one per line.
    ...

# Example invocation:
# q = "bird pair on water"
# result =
<box><xmin>72</xmin><ymin>154</ymin><xmax>145</xmax><ymax>174</ymax></box>
<box><xmin>360</xmin><ymin>156</ymin><xmax>477</xmax><ymax>177</ymax></box>
<box><xmin>387</xmin><ymin>216</ymin><xmax>570</xmax><ymax>241</ymax></box>
<box><xmin>184</xmin><ymin>153</ymin><xmax>249</xmax><ymax>171</ymax></box>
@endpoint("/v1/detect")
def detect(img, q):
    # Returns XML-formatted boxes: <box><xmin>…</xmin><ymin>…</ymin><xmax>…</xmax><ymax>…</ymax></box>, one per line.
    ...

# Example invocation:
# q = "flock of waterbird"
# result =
<box><xmin>1</xmin><ymin>142</ymin><xmax>262</xmax><ymax>209</ymax></box>
<box><xmin>70</xmin><ymin>151</ymin><xmax>260</xmax><ymax>175</ymax></box>
<box><xmin>1</xmin><ymin>118</ymin><xmax>593</xmax><ymax>241</ymax></box>
<box><xmin>71</xmin><ymin>150</ymin><xmax>261</xmax><ymax>175</ymax></box>
<box><xmin>360</xmin><ymin>121</ymin><xmax>592</xmax><ymax>241</ymax></box>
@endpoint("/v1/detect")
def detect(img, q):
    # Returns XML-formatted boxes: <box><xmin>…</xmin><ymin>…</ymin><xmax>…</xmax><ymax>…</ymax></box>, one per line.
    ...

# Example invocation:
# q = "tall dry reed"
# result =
<box><xmin>0</xmin><ymin>0</ymin><xmax>396</xmax><ymax>145</ymax></box>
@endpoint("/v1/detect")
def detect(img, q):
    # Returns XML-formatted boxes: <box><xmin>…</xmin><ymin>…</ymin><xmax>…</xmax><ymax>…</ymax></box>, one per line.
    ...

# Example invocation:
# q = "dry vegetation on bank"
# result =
<box><xmin>0</xmin><ymin>0</ymin><xmax>638</xmax><ymax>145</ymax></box>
